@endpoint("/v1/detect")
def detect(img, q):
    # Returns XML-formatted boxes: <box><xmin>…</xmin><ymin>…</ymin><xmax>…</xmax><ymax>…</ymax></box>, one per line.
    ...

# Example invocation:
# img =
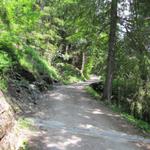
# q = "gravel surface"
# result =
<box><xmin>23</xmin><ymin>78</ymin><xmax>150</xmax><ymax>150</ymax></box>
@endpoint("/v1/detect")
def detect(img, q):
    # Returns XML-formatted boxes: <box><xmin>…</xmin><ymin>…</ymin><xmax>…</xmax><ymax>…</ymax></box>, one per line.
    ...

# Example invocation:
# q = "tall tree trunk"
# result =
<box><xmin>81</xmin><ymin>52</ymin><xmax>85</xmax><ymax>74</ymax></box>
<box><xmin>103</xmin><ymin>0</ymin><xmax>118</xmax><ymax>101</ymax></box>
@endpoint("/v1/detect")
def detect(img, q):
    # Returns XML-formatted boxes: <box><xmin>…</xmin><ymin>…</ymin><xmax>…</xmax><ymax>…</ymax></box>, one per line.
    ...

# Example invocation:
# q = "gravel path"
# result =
<box><xmin>23</xmin><ymin>78</ymin><xmax>150</xmax><ymax>150</ymax></box>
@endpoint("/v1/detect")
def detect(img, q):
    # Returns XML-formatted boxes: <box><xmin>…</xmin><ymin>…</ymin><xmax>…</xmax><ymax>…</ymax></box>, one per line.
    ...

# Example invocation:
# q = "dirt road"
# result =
<box><xmin>24</xmin><ymin>79</ymin><xmax>150</xmax><ymax>150</ymax></box>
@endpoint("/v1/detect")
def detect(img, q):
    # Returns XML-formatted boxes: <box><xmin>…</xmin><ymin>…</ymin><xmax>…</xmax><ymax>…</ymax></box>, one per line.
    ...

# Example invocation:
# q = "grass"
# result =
<box><xmin>18</xmin><ymin>117</ymin><xmax>33</xmax><ymax>129</ymax></box>
<box><xmin>109</xmin><ymin>106</ymin><xmax>150</xmax><ymax>134</ymax></box>
<box><xmin>19</xmin><ymin>140</ymin><xmax>30</xmax><ymax>150</ymax></box>
<box><xmin>107</xmin><ymin>104</ymin><xmax>150</xmax><ymax>134</ymax></box>
<box><xmin>0</xmin><ymin>51</ymin><xmax>12</xmax><ymax>90</ymax></box>
<box><xmin>0</xmin><ymin>77</ymin><xmax>8</xmax><ymax>91</ymax></box>
<box><xmin>85</xmin><ymin>86</ymin><xmax>101</xmax><ymax>99</ymax></box>
<box><xmin>122</xmin><ymin>113</ymin><xmax>150</xmax><ymax>133</ymax></box>
<box><xmin>17</xmin><ymin>118</ymin><xmax>33</xmax><ymax>150</ymax></box>
<box><xmin>0</xmin><ymin>44</ymin><xmax>61</xmax><ymax>91</ymax></box>
<box><xmin>18</xmin><ymin>47</ymin><xmax>60</xmax><ymax>80</ymax></box>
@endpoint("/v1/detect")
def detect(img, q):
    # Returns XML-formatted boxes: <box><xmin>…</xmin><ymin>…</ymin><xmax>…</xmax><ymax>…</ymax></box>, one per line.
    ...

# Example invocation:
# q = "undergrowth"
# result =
<box><xmin>57</xmin><ymin>63</ymin><xmax>84</xmax><ymax>84</ymax></box>
<box><xmin>0</xmin><ymin>51</ymin><xmax>12</xmax><ymax>90</ymax></box>
<box><xmin>0</xmin><ymin>44</ymin><xmax>61</xmax><ymax>91</ymax></box>
<box><xmin>18</xmin><ymin>118</ymin><xmax>33</xmax><ymax>129</ymax></box>
<box><xmin>19</xmin><ymin>140</ymin><xmax>30</xmax><ymax>150</ymax></box>
<box><xmin>122</xmin><ymin>113</ymin><xmax>150</xmax><ymax>134</ymax></box>
<box><xmin>18</xmin><ymin>47</ymin><xmax>60</xmax><ymax>80</ymax></box>
<box><xmin>17</xmin><ymin>118</ymin><xmax>33</xmax><ymax>150</ymax></box>
<box><xmin>85</xmin><ymin>86</ymin><xmax>101</xmax><ymax>99</ymax></box>
<box><xmin>85</xmin><ymin>85</ymin><xmax>150</xmax><ymax>134</ymax></box>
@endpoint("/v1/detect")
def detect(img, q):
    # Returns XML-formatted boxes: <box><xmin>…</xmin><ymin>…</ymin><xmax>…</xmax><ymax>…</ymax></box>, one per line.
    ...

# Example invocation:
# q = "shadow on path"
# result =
<box><xmin>22</xmin><ymin>78</ymin><xmax>150</xmax><ymax>150</ymax></box>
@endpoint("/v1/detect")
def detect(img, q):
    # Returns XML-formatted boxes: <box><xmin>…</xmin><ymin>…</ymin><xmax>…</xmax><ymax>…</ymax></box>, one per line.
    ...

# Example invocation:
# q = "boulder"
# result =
<box><xmin>0</xmin><ymin>91</ymin><xmax>19</xmax><ymax>150</ymax></box>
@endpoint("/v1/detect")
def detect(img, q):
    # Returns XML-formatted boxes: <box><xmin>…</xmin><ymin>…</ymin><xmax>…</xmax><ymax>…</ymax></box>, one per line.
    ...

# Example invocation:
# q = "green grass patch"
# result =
<box><xmin>107</xmin><ymin>103</ymin><xmax>150</xmax><ymax>134</ymax></box>
<box><xmin>19</xmin><ymin>140</ymin><xmax>30</xmax><ymax>150</ymax></box>
<box><xmin>122</xmin><ymin>113</ymin><xmax>150</xmax><ymax>133</ymax></box>
<box><xmin>18</xmin><ymin>47</ymin><xmax>60</xmax><ymax>80</ymax></box>
<box><xmin>18</xmin><ymin>118</ymin><xmax>33</xmax><ymax>129</ymax></box>
<box><xmin>0</xmin><ymin>43</ymin><xmax>61</xmax><ymax>92</ymax></box>
<box><xmin>63</xmin><ymin>76</ymin><xmax>82</xmax><ymax>84</ymax></box>
<box><xmin>85</xmin><ymin>86</ymin><xmax>101</xmax><ymax>99</ymax></box>
<box><xmin>0</xmin><ymin>77</ymin><xmax>8</xmax><ymax>91</ymax></box>
<box><xmin>0</xmin><ymin>51</ymin><xmax>12</xmax><ymax>90</ymax></box>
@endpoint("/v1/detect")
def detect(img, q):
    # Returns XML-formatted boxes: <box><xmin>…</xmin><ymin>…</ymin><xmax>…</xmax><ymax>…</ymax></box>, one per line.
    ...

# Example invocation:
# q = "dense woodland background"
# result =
<box><xmin>0</xmin><ymin>0</ymin><xmax>150</xmax><ymax>125</ymax></box>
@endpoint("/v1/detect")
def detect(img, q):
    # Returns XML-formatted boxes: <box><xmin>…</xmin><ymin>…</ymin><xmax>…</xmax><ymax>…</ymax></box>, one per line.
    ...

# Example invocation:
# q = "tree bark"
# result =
<box><xmin>103</xmin><ymin>0</ymin><xmax>118</xmax><ymax>101</ymax></box>
<box><xmin>81</xmin><ymin>52</ymin><xmax>86</xmax><ymax>74</ymax></box>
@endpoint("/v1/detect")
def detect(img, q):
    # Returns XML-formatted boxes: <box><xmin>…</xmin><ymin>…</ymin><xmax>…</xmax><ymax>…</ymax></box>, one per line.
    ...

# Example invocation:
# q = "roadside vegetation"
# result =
<box><xmin>85</xmin><ymin>85</ymin><xmax>150</xmax><ymax>134</ymax></box>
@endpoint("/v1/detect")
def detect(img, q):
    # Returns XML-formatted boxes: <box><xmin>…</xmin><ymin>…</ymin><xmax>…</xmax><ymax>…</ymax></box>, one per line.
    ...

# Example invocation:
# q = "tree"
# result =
<box><xmin>103</xmin><ymin>0</ymin><xmax>118</xmax><ymax>101</ymax></box>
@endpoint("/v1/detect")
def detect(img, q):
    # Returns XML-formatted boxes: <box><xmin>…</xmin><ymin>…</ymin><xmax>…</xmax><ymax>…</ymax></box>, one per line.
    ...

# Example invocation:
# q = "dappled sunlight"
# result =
<box><xmin>106</xmin><ymin>113</ymin><xmax>120</xmax><ymax>117</ymax></box>
<box><xmin>83</xmin><ymin>115</ymin><xmax>90</xmax><ymax>119</ymax></box>
<box><xmin>79</xmin><ymin>124</ymin><xmax>94</xmax><ymax>129</ymax></box>
<box><xmin>54</xmin><ymin>94</ymin><xmax>66</xmax><ymax>101</ymax></box>
<box><xmin>26</xmin><ymin>121</ymin><xmax>150</xmax><ymax>150</ymax></box>
<box><xmin>22</xmin><ymin>82</ymin><xmax>150</xmax><ymax>150</ymax></box>
<box><xmin>92</xmin><ymin>109</ymin><xmax>104</xmax><ymax>115</ymax></box>
<box><xmin>48</xmin><ymin>92</ymin><xmax>67</xmax><ymax>101</ymax></box>
<box><xmin>86</xmin><ymin>108</ymin><xmax>120</xmax><ymax>118</ymax></box>
<box><xmin>47</xmin><ymin>136</ymin><xmax>81</xmax><ymax>150</ymax></box>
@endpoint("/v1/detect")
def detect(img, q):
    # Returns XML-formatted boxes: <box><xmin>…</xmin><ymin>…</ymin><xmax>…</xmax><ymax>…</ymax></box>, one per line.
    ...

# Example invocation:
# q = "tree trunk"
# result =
<box><xmin>81</xmin><ymin>52</ymin><xmax>86</xmax><ymax>74</ymax></box>
<box><xmin>103</xmin><ymin>0</ymin><xmax>118</xmax><ymax>101</ymax></box>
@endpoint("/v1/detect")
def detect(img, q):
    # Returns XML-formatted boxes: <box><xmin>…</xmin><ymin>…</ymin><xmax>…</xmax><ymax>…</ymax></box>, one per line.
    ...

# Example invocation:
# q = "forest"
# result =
<box><xmin>0</xmin><ymin>0</ymin><xmax>150</xmax><ymax>149</ymax></box>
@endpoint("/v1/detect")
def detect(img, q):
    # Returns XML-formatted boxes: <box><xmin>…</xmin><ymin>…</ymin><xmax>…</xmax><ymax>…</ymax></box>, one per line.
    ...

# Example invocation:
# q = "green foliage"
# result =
<box><xmin>0</xmin><ymin>51</ymin><xmax>12</xmax><ymax>90</ymax></box>
<box><xmin>108</xmin><ymin>103</ymin><xmax>150</xmax><ymax>133</ymax></box>
<box><xmin>57</xmin><ymin>63</ymin><xmax>84</xmax><ymax>84</ymax></box>
<box><xmin>122</xmin><ymin>114</ymin><xmax>150</xmax><ymax>133</ymax></box>
<box><xmin>0</xmin><ymin>0</ymin><xmax>62</xmax><ymax>90</ymax></box>
<box><xmin>0</xmin><ymin>51</ymin><xmax>12</xmax><ymax>71</ymax></box>
<box><xmin>0</xmin><ymin>77</ymin><xmax>8</xmax><ymax>91</ymax></box>
<box><xmin>83</xmin><ymin>56</ymin><xmax>94</xmax><ymax>79</ymax></box>
<box><xmin>19</xmin><ymin>140</ymin><xmax>30</xmax><ymax>150</ymax></box>
<box><xmin>18</xmin><ymin>47</ymin><xmax>60</xmax><ymax>80</ymax></box>
<box><xmin>85</xmin><ymin>86</ymin><xmax>101</xmax><ymax>100</ymax></box>
<box><xmin>18</xmin><ymin>117</ymin><xmax>33</xmax><ymax>129</ymax></box>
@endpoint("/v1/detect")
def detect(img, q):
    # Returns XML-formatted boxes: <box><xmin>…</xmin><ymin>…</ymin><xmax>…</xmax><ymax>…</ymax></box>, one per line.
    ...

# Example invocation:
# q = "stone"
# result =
<box><xmin>0</xmin><ymin>91</ymin><xmax>19</xmax><ymax>150</ymax></box>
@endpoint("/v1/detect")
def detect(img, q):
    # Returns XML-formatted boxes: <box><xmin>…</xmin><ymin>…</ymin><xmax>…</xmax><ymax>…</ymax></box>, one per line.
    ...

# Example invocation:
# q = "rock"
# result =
<box><xmin>0</xmin><ymin>91</ymin><xmax>19</xmax><ymax>150</ymax></box>
<box><xmin>18</xmin><ymin>68</ymin><xmax>36</xmax><ymax>83</ymax></box>
<box><xmin>90</xmin><ymin>82</ymin><xmax>104</xmax><ymax>93</ymax></box>
<box><xmin>42</xmin><ymin>75</ymin><xmax>53</xmax><ymax>85</ymax></box>
<box><xmin>35</xmin><ymin>80</ymin><xmax>48</xmax><ymax>92</ymax></box>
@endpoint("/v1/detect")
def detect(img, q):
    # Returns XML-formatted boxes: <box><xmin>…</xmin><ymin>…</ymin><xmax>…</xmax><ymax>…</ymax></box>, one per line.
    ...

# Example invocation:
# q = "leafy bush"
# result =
<box><xmin>0</xmin><ymin>51</ymin><xmax>12</xmax><ymax>72</ymax></box>
<box><xmin>83</xmin><ymin>56</ymin><xmax>94</xmax><ymax>79</ymax></box>
<box><xmin>122</xmin><ymin>113</ymin><xmax>150</xmax><ymax>133</ymax></box>
<box><xmin>18</xmin><ymin>47</ymin><xmax>60</xmax><ymax>80</ymax></box>
<box><xmin>0</xmin><ymin>51</ymin><xmax>13</xmax><ymax>90</ymax></box>
<box><xmin>57</xmin><ymin>63</ymin><xmax>84</xmax><ymax>84</ymax></box>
